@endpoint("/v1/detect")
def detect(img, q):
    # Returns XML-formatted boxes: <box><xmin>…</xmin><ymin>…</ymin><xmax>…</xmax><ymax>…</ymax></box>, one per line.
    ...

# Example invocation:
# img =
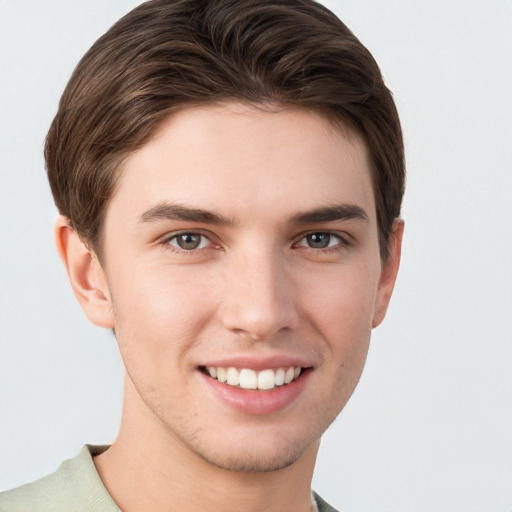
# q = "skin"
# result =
<box><xmin>56</xmin><ymin>103</ymin><xmax>403</xmax><ymax>512</ymax></box>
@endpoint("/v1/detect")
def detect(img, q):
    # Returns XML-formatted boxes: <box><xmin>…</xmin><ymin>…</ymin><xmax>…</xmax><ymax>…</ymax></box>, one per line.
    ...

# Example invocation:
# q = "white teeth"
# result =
<box><xmin>257</xmin><ymin>369</ymin><xmax>276</xmax><ymax>390</ymax></box>
<box><xmin>205</xmin><ymin>366</ymin><xmax>303</xmax><ymax>390</ymax></box>
<box><xmin>284</xmin><ymin>367</ymin><xmax>295</xmax><ymax>384</ymax></box>
<box><xmin>216</xmin><ymin>367</ymin><xmax>227</xmax><ymax>383</ymax></box>
<box><xmin>226</xmin><ymin>367</ymin><xmax>239</xmax><ymax>386</ymax></box>
<box><xmin>275</xmin><ymin>368</ymin><xmax>285</xmax><ymax>386</ymax></box>
<box><xmin>239</xmin><ymin>369</ymin><xmax>257</xmax><ymax>389</ymax></box>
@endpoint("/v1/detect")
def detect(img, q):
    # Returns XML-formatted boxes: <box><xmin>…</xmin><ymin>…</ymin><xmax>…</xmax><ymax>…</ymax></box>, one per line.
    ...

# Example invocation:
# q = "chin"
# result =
<box><xmin>180</xmin><ymin>421</ymin><xmax>324</xmax><ymax>474</ymax></box>
<box><xmin>193</xmin><ymin>442</ymin><xmax>307</xmax><ymax>473</ymax></box>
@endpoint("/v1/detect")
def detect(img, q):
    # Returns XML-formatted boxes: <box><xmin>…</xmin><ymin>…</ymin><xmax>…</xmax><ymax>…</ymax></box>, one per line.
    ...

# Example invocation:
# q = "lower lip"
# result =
<box><xmin>199</xmin><ymin>370</ymin><xmax>310</xmax><ymax>415</ymax></box>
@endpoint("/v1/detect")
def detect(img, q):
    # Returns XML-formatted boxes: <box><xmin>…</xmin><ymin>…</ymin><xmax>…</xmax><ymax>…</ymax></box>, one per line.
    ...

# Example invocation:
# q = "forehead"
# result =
<box><xmin>107</xmin><ymin>102</ymin><xmax>375</xmax><ymax>226</ymax></box>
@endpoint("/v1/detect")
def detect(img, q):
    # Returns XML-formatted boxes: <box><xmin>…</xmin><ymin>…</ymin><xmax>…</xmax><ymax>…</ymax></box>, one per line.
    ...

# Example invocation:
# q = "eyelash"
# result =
<box><xmin>161</xmin><ymin>230</ymin><xmax>351</xmax><ymax>254</ymax></box>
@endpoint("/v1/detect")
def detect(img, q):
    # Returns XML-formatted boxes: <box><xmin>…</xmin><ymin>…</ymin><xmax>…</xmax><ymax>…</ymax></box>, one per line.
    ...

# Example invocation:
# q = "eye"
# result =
<box><xmin>297</xmin><ymin>232</ymin><xmax>342</xmax><ymax>249</ymax></box>
<box><xmin>168</xmin><ymin>232</ymin><xmax>211</xmax><ymax>251</ymax></box>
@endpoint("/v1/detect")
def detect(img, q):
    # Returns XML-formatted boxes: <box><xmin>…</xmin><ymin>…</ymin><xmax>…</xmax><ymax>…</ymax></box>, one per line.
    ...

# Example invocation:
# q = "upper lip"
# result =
<box><xmin>200</xmin><ymin>355</ymin><xmax>313</xmax><ymax>371</ymax></box>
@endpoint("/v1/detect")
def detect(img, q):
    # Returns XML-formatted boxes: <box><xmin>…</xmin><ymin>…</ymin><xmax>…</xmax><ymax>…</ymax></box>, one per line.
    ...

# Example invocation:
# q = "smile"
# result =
<box><xmin>204</xmin><ymin>366</ymin><xmax>302</xmax><ymax>390</ymax></box>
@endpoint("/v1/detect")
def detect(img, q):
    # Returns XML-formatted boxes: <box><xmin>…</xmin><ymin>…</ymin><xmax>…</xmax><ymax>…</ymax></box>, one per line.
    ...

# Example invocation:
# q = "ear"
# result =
<box><xmin>55</xmin><ymin>215</ymin><xmax>114</xmax><ymax>329</ymax></box>
<box><xmin>372</xmin><ymin>219</ymin><xmax>404</xmax><ymax>328</ymax></box>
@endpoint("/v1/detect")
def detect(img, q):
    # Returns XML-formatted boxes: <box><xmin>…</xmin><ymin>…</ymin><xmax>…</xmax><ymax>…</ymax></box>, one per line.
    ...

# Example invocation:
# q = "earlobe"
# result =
<box><xmin>372</xmin><ymin>219</ymin><xmax>404</xmax><ymax>328</ymax></box>
<box><xmin>55</xmin><ymin>215</ymin><xmax>114</xmax><ymax>329</ymax></box>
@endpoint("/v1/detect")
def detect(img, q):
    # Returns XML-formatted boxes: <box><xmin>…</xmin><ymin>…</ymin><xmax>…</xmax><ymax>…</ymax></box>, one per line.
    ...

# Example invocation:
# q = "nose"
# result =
<box><xmin>218</xmin><ymin>246</ymin><xmax>300</xmax><ymax>340</ymax></box>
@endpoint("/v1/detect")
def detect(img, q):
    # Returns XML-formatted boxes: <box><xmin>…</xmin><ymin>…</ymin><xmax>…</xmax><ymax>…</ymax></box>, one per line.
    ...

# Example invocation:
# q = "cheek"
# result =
<box><xmin>302</xmin><ymin>264</ymin><xmax>379</xmax><ymax>341</ymax></box>
<box><xmin>108</xmin><ymin>263</ymin><xmax>217</xmax><ymax>363</ymax></box>
<box><xmin>299</xmin><ymin>263</ymin><xmax>379</xmax><ymax>399</ymax></box>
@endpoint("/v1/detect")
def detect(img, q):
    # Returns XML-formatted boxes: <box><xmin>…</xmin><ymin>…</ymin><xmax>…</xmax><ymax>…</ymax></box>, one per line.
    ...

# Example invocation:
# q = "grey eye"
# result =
<box><xmin>305</xmin><ymin>233</ymin><xmax>333</xmax><ymax>249</ymax></box>
<box><xmin>171</xmin><ymin>233</ymin><xmax>205</xmax><ymax>250</ymax></box>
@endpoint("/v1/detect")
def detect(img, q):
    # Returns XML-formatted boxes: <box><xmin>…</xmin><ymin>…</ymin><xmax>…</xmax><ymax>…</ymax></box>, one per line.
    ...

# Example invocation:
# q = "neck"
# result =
<box><xmin>94</xmin><ymin>377</ymin><xmax>319</xmax><ymax>512</ymax></box>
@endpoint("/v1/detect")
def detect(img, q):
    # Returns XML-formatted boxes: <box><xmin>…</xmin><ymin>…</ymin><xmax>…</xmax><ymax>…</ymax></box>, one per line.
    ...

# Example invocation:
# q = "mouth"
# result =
<box><xmin>201</xmin><ymin>366</ymin><xmax>303</xmax><ymax>391</ymax></box>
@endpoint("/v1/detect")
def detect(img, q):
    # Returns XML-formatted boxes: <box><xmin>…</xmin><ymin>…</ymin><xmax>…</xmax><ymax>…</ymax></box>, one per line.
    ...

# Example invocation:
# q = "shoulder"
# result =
<box><xmin>313</xmin><ymin>491</ymin><xmax>342</xmax><ymax>512</ymax></box>
<box><xmin>0</xmin><ymin>445</ymin><xmax>119</xmax><ymax>512</ymax></box>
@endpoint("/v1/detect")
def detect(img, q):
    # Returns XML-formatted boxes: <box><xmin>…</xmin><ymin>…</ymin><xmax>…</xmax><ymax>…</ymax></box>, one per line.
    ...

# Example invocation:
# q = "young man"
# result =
<box><xmin>0</xmin><ymin>1</ymin><xmax>404</xmax><ymax>511</ymax></box>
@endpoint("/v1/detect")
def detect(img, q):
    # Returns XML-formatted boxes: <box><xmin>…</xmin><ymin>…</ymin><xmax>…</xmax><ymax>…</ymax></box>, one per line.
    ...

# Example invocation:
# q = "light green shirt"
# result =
<box><xmin>0</xmin><ymin>446</ymin><xmax>339</xmax><ymax>512</ymax></box>
<box><xmin>0</xmin><ymin>446</ymin><xmax>119</xmax><ymax>512</ymax></box>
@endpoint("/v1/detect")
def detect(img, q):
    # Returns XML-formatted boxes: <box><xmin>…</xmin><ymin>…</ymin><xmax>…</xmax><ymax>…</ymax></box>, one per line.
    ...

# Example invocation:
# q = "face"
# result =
<box><xmin>88</xmin><ymin>103</ymin><xmax>400</xmax><ymax>472</ymax></box>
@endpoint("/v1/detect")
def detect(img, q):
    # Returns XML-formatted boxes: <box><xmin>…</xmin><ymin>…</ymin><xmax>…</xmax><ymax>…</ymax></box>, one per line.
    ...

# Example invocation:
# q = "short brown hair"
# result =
<box><xmin>45</xmin><ymin>0</ymin><xmax>405</xmax><ymax>259</ymax></box>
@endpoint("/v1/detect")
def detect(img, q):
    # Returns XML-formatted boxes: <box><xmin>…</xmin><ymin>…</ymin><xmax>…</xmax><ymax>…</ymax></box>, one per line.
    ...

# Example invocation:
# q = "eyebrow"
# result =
<box><xmin>140</xmin><ymin>202</ymin><xmax>368</xmax><ymax>226</ymax></box>
<box><xmin>140</xmin><ymin>202</ymin><xmax>233</xmax><ymax>226</ymax></box>
<box><xmin>289</xmin><ymin>204</ymin><xmax>369</xmax><ymax>225</ymax></box>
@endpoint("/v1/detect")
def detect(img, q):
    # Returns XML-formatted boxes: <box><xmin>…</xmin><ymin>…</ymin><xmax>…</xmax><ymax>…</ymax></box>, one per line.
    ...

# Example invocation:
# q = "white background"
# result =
<box><xmin>0</xmin><ymin>1</ymin><xmax>511</xmax><ymax>511</ymax></box>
